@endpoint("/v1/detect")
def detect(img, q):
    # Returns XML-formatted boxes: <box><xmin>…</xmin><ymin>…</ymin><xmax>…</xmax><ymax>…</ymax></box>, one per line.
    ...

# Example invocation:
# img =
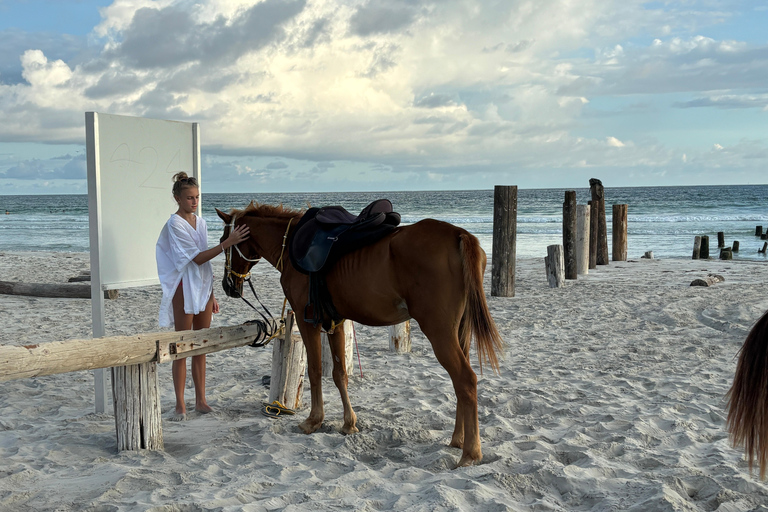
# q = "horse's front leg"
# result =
<box><xmin>328</xmin><ymin>326</ymin><xmax>358</xmax><ymax>434</ymax></box>
<box><xmin>296</xmin><ymin>321</ymin><xmax>324</xmax><ymax>434</ymax></box>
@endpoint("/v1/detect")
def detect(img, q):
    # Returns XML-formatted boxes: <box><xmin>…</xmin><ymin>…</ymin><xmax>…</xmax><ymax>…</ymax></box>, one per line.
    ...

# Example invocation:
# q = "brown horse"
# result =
<box><xmin>215</xmin><ymin>202</ymin><xmax>503</xmax><ymax>467</ymax></box>
<box><xmin>727</xmin><ymin>308</ymin><xmax>768</xmax><ymax>479</ymax></box>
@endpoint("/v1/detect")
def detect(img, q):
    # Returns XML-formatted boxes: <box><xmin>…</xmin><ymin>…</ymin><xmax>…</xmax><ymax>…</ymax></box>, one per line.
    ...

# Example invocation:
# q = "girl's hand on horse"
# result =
<box><xmin>225</xmin><ymin>224</ymin><xmax>250</xmax><ymax>248</ymax></box>
<box><xmin>212</xmin><ymin>297</ymin><xmax>220</xmax><ymax>314</ymax></box>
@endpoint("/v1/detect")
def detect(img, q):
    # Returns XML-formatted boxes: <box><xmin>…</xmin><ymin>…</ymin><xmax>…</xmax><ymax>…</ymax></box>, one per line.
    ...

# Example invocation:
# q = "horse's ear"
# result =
<box><xmin>216</xmin><ymin>208</ymin><xmax>232</xmax><ymax>223</ymax></box>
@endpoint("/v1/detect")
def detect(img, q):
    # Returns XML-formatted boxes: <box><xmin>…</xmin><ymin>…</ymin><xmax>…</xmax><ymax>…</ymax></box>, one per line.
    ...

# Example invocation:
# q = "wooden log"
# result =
<box><xmin>67</xmin><ymin>275</ymin><xmax>91</xmax><ymax>283</ymax></box>
<box><xmin>700</xmin><ymin>235</ymin><xmax>710</xmax><ymax>259</ymax></box>
<box><xmin>269</xmin><ymin>311</ymin><xmax>306</xmax><ymax>410</ymax></box>
<box><xmin>756</xmin><ymin>226</ymin><xmax>763</xmax><ymax>237</ymax></box>
<box><xmin>692</xmin><ymin>236</ymin><xmax>701</xmax><ymax>259</ymax></box>
<box><xmin>611</xmin><ymin>204</ymin><xmax>628</xmax><ymax>262</ymax></box>
<box><xmin>576</xmin><ymin>205</ymin><xmax>590</xmax><ymax>275</ymax></box>
<box><xmin>544</xmin><ymin>245</ymin><xmax>565</xmax><ymax>288</ymax></box>
<box><xmin>157</xmin><ymin>322</ymin><xmax>280</xmax><ymax>363</ymax></box>
<box><xmin>589</xmin><ymin>179</ymin><xmax>609</xmax><ymax>265</ymax></box>
<box><xmin>690</xmin><ymin>274</ymin><xmax>725</xmax><ymax>287</ymax></box>
<box><xmin>491</xmin><ymin>185</ymin><xmax>518</xmax><ymax>297</ymax></box>
<box><xmin>588</xmin><ymin>200</ymin><xmax>597</xmax><ymax>269</ymax></box>
<box><xmin>112</xmin><ymin>362</ymin><xmax>163</xmax><ymax>451</ymax></box>
<box><xmin>321</xmin><ymin>319</ymin><xmax>354</xmax><ymax>378</ymax></box>
<box><xmin>563</xmin><ymin>191</ymin><xmax>577</xmax><ymax>280</ymax></box>
<box><xmin>388</xmin><ymin>321</ymin><xmax>411</xmax><ymax>353</ymax></box>
<box><xmin>732</xmin><ymin>241</ymin><xmax>739</xmax><ymax>252</ymax></box>
<box><xmin>0</xmin><ymin>281</ymin><xmax>117</xmax><ymax>299</ymax></box>
<box><xmin>720</xmin><ymin>248</ymin><xmax>733</xmax><ymax>260</ymax></box>
<box><xmin>0</xmin><ymin>323</ymin><xmax>269</xmax><ymax>383</ymax></box>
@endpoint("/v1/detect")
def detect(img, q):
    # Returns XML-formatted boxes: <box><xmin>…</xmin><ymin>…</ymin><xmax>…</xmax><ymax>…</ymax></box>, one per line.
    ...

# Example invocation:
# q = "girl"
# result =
<box><xmin>156</xmin><ymin>172</ymin><xmax>249</xmax><ymax>421</ymax></box>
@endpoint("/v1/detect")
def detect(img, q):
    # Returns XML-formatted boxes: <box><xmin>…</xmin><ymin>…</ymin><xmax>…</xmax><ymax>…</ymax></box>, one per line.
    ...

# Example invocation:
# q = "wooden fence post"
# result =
<box><xmin>576</xmin><ymin>205</ymin><xmax>590</xmax><ymax>275</ymax></box>
<box><xmin>612</xmin><ymin>204</ymin><xmax>628</xmax><ymax>262</ymax></box>
<box><xmin>563</xmin><ymin>191</ymin><xmax>577</xmax><ymax>279</ymax></box>
<box><xmin>692</xmin><ymin>236</ymin><xmax>701</xmax><ymax>259</ymax></box>
<box><xmin>321</xmin><ymin>320</ymin><xmax>354</xmax><ymax>378</ymax></box>
<box><xmin>388</xmin><ymin>321</ymin><xmax>411</xmax><ymax>353</ymax></box>
<box><xmin>544</xmin><ymin>245</ymin><xmax>565</xmax><ymax>288</ymax></box>
<box><xmin>112</xmin><ymin>362</ymin><xmax>163</xmax><ymax>451</ymax></box>
<box><xmin>269</xmin><ymin>310</ymin><xmax>306</xmax><ymax>410</ymax></box>
<box><xmin>589</xmin><ymin>179</ymin><xmax>609</xmax><ymax>265</ymax></box>
<box><xmin>700</xmin><ymin>235</ymin><xmax>710</xmax><ymax>259</ymax></box>
<box><xmin>492</xmin><ymin>185</ymin><xmax>518</xmax><ymax>297</ymax></box>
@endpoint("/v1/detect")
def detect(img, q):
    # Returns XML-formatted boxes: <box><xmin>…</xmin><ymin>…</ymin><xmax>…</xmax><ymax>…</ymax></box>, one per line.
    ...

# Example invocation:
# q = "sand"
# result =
<box><xmin>2</xmin><ymin>250</ymin><xmax>768</xmax><ymax>511</ymax></box>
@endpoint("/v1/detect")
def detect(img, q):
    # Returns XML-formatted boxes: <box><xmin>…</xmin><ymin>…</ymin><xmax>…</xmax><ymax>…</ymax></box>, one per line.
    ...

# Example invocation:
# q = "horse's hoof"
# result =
<box><xmin>449</xmin><ymin>438</ymin><xmax>464</xmax><ymax>449</ymax></box>
<box><xmin>342</xmin><ymin>425</ymin><xmax>359</xmax><ymax>435</ymax></box>
<box><xmin>455</xmin><ymin>453</ymin><xmax>481</xmax><ymax>468</ymax></box>
<box><xmin>298</xmin><ymin>419</ymin><xmax>322</xmax><ymax>434</ymax></box>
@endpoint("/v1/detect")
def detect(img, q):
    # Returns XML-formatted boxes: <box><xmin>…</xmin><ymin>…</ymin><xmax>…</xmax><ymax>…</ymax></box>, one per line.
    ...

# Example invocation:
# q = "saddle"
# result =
<box><xmin>289</xmin><ymin>199</ymin><xmax>401</xmax><ymax>329</ymax></box>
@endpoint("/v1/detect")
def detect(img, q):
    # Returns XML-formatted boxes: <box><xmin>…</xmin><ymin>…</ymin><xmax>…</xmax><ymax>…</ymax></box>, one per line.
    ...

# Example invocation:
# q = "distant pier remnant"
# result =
<box><xmin>717</xmin><ymin>232</ymin><xmax>725</xmax><ymax>248</ymax></box>
<box><xmin>692</xmin><ymin>236</ymin><xmax>702</xmax><ymax>259</ymax></box>
<box><xmin>759</xmin><ymin>242</ymin><xmax>767</xmax><ymax>254</ymax></box>
<box><xmin>756</xmin><ymin>226</ymin><xmax>763</xmax><ymax>237</ymax></box>
<box><xmin>589</xmin><ymin>178</ymin><xmax>609</xmax><ymax>265</ymax></box>
<box><xmin>563</xmin><ymin>191</ymin><xmax>577</xmax><ymax>280</ymax></box>
<box><xmin>733</xmin><ymin>241</ymin><xmax>740</xmax><ymax>252</ymax></box>
<box><xmin>545</xmin><ymin>245</ymin><xmax>565</xmax><ymax>288</ymax></box>
<box><xmin>576</xmin><ymin>205</ymin><xmax>590</xmax><ymax>275</ymax></box>
<box><xmin>492</xmin><ymin>185</ymin><xmax>517</xmax><ymax>297</ymax></box>
<box><xmin>612</xmin><ymin>204</ymin><xmax>628</xmax><ymax>262</ymax></box>
<box><xmin>700</xmin><ymin>235</ymin><xmax>710</xmax><ymax>259</ymax></box>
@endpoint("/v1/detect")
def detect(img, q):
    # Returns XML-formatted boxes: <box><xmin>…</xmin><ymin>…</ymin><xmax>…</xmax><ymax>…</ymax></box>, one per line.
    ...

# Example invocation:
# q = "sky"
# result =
<box><xmin>0</xmin><ymin>0</ymin><xmax>767</xmax><ymax>194</ymax></box>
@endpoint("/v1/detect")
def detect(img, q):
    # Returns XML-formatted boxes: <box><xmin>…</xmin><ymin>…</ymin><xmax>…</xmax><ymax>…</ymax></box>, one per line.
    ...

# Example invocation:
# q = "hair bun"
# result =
<box><xmin>173</xmin><ymin>172</ymin><xmax>189</xmax><ymax>182</ymax></box>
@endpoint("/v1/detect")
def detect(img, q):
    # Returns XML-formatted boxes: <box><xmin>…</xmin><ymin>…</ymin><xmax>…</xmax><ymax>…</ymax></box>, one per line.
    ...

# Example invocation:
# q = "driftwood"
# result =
<box><xmin>690</xmin><ymin>274</ymin><xmax>725</xmax><ymax>287</ymax></box>
<box><xmin>0</xmin><ymin>281</ymin><xmax>117</xmax><ymax>299</ymax></box>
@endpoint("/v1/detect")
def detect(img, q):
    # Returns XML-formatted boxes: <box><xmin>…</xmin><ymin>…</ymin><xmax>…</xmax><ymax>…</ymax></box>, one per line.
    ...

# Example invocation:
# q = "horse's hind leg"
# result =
<box><xmin>419</xmin><ymin>320</ymin><xmax>481</xmax><ymax>467</ymax></box>
<box><xmin>296</xmin><ymin>322</ymin><xmax>325</xmax><ymax>434</ymax></box>
<box><xmin>450</xmin><ymin>315</ymin><xmax>472</xmax><ymax>449</ymax></box>
<box><xmin>328</xmin><ymin>326</ymin><xmax>358</xmax><ymax>434</ymax></box>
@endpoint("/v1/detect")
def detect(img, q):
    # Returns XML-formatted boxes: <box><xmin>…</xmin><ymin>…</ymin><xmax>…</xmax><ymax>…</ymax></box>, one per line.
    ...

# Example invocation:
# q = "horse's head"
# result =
<box><xmin>216</xmin><ymin>207</ymin><xmax>260</xmax><ymax>298</ymax></box>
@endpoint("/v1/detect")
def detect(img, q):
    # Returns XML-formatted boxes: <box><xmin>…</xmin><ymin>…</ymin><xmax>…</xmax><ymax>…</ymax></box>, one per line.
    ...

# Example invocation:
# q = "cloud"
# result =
<box><xmin>1</xmin><ymin>154</ymin><xmax>85</xmax><ymax>180</ymax></box>
<box><xmin>348</xmin><ymin>0</ymin><xmax>421</xmax><ymax>36</ymax></box>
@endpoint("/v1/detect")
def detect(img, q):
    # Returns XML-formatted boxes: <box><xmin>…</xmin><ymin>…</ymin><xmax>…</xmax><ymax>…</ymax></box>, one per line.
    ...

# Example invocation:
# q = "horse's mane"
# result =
<box><xmin>230</xmin><ymin>201</ymin><xmax>304</xmax><ymax>220</ymax></box>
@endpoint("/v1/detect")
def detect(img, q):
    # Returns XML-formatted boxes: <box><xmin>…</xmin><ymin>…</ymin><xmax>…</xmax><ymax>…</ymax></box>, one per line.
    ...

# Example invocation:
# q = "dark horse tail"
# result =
<box><xmin>458</xmin><ymin>232</ymin><xmax>504</xmax><ymax>374</ymax></box>
<box><xmin>726</xmin><ymin>309</ymin><xmax>768</xmax><ymax>479</ymax></box>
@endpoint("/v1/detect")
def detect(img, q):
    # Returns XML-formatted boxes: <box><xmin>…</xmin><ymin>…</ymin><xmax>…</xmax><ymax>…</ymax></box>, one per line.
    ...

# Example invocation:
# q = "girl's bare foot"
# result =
<box><xmin>196</xmin><ymin>403</ymin><xmax>213</xmax><ymax>414</ymax></box>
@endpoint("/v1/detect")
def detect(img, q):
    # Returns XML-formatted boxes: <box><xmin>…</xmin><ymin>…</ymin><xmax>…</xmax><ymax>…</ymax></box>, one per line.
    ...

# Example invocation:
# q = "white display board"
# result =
<box><xmin>85</xmin><ymin>112</ymin><xmax>201</xmax><ymax>413</ymax></box>
<box><xmin>86</xmin><ymin>112</ymin><xmax>201</xmax><ymax>289</ymax></box>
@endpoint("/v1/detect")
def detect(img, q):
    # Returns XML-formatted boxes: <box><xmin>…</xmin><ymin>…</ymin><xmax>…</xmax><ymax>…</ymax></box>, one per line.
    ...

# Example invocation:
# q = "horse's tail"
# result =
<box><xmin>458</xmin><ymin>232</ymin><xmax>504</xmax><ymax>374</ymax></box>
<box><xmin>726</xmin><ymin>309</ymin><xmax>768</xmax><ymax>479</ymax></box>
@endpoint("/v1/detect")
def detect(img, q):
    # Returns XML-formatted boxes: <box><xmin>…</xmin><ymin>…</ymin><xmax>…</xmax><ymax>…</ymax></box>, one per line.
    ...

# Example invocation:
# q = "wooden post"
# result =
<box><xmin>321</xmin><ymin>320</ymin><xmax>354</xmax><ymax>378</ymax></box>
<box><xmin>388</xmin><ymin>321</ymin><xmax>411</xmax><ymax>353</ymax></box>
<box><xmin>611</xmin><ymin>204</ymin><xmax>628</xmax><ymax>262</ymax></box>
<box><xmin>491</xmin><ymin>185</ymin><xmax>518</xmax><ymax>297</ymax></box>
<box><xmin>642</xmin><ymin>251</ymin><xmax>654</xmax><ymax>259</ymax></box>
<box><xmin>700</xmin><ymin>235</ymin><xmax>710</xmax><ymax>259</ymax></box>
<box><xmin>544</xmin><ymin>245</ymin><xmax>565</xmax><ymax>288</ymax></box>
<box><xmin>759</xmin><ymin>242</ymin><xmax>767</xmax><ymax>254</ymax></box>
<box><xmin>717</xmin><ymin>232</ymin><xmax>725</xmax><ymax>248</ymax></box>
<box><xmin>269</xmin><ymin>310</ymin><xmax>306</xmax><ymax>410</ymax></box>
<box><xmin>588</xmin><ymin>200</ymin><xmax>596</xmax><ymax>269</ymax></box>
<box><xmin>762</xmin><ymin>234</ymin><xmax>768</xmax><ymax>240</ymax></box>
<box><xmin>733</xmin><ymin>241</ymin><xmax>740</xmax><ymax>252</ymax></box>
<box><xmin>756</xmin><ymin>226</ymin><xmax>763</xmax><ymax>237</ymax></box>
<box><xmin>563</xmin><ymin>191</ymin><xmax>577</xmax><ymax>280</ymax></box>
<box><xmin>576</xmin><ymin>205</ymin><xmax>590</xmax><ymax>275</ymax></box>
<box><xmin>720</xmin><ymin>247</ymin><xmax>733</xmax><ymax>260</ymax></box>
<box><xmin>112</xmin><ymin>362</ymin><xmax>163</xmax><ymax>451</ymax></box>
<box><xmin>589</xmin><ymin>179</ymin><xmax>609</xmax><ymax>265</ymax></box>
<box><xmin>692</xmin><ymin>236</ymin><xmax>701</xmax><ymax>259</ymax></box>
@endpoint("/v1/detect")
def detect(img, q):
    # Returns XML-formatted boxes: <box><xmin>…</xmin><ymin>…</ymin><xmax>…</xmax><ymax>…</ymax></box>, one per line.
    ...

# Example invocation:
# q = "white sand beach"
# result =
<box><xmin>2</xmin><ymin>251</ymin><xmax>768</xmax><ymax>511</ymax></box>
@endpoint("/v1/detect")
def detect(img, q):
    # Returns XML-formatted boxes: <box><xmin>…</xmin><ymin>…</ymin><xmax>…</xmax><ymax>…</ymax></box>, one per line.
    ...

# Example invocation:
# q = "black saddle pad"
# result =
<box><xmin>289</xmin><ymin>199</ymin><xmax>400</xmax><ymax>274</ymax></box>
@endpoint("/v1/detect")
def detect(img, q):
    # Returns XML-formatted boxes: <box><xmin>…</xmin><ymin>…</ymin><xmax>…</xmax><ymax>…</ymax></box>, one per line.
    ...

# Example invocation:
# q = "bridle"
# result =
<box><xmin>223</xmin><ymin>213</ymin><xmax>277</xmax><ymax>346</ymax></box>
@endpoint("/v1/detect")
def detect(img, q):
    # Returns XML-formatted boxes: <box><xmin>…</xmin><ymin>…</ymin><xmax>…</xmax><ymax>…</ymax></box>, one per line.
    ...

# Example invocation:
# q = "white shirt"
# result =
<box><xmin>156</xmin><ymin>213</ymin><xmax>214</xmax><ymax>328</ymax></box>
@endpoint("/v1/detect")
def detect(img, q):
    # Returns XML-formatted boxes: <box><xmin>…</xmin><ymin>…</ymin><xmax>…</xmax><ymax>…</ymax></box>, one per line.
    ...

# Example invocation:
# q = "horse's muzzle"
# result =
<box><xmin>222</xmin><ymin>276</ymin><xmax>243</xmax><ymax>298</ymax></box>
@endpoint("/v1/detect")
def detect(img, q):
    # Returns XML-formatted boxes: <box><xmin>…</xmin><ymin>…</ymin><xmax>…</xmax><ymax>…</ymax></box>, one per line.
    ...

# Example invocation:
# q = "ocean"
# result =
<box><xmin>1</xmin><ymin>185</ymin><xmax>767</xmax><ymax>261</ymax></box>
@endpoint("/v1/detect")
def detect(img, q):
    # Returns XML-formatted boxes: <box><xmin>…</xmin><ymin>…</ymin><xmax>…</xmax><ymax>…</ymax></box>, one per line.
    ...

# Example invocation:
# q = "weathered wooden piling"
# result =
<box><xmin>576</xmin><ymin>205</ymin><xmax>590</xmax><ymax>275</ymax></box>
<box><xmin>692</xmin><ymin>236</ymin><xmax>701</xmax><ymax>259</ymax></box>
<box><xmin>388</xmin><ymin>321</ymin><xmax>411</xmax><ymax>353</ymax></box>
<box><xmin>759</xmin><ymin>242</ymin><xmax>767</xmax><ymax>254</ymax></box>
<box><xmin>321</xmin><ymin>319</ymin><xmax>355</xmax><ymax>378</ymax></box>
<box><xmin>492</xmin><ymin>185</ymin><xmax>517</xmax><ymax>297</ymax></box>
<box><xmin>269</xmin><ymin>311</ymin><xmax>306</xmax><ymax>411</ymax></box>
<box><xmin>588</xmin><ymin>200</ymin><xmax>596</xmax><ymax>269</ymax></box>
<box><xmin>733</xmin><ymin>241</ymin><xmax>740</xmax><ymax>252</ymax></box>
<box><xmin>720</xmin><ymin>247</ymin><xmax>733</xmax><ymax>260</ymax></box>
<box><xmin>717</xmin><ymin>232</ymin><xmax>725</xmax><ymax>248</ymax></box>
<box><xmin>545</xmin><ymin>245</ymin><xmax>565</xmax><ymax>288</ymax></box>
<box><xmin>563</xmin><ymin>191</ymin><xmax>577</xmax><ymax>280</ymax></box>
<box><xmin>756</xmin><ymin>226</ymin><xmax>763</xmax><ymax>237</ymax></box>
<box><xmin>589</xmin><ymin>179</ymin><xmax>609</xmax><ymax>265</ymax></box>
<box><xmin>700</xmin><ymin>235</ymin><xmax>710</xmax><ymax>259</ymax></box>
<box><xmin>612</xmin><ymin>204</ymin><xmax>628</xmax><ymax>262</ymax></box>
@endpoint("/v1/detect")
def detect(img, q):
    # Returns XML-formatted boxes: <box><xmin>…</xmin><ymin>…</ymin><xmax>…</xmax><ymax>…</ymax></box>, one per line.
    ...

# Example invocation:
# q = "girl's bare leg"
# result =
<box><xmin>171</xmin><ymin>285</ymin><xmax>194</xmax><ymax>420</ymax></box>
<box><xmin>191</xmin><ymin>294</ymin><xmax>215</xmax><ymax>413</ymax></box>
